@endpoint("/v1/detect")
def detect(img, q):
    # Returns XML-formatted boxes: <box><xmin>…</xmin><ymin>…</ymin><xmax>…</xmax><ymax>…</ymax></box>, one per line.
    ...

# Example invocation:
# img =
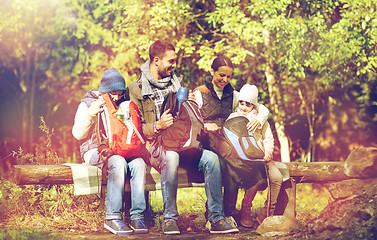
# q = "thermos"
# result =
<box><xmin>177</xmin><ymin>87</ymin><xmax>189</xmax><ymax>111</ymax></box>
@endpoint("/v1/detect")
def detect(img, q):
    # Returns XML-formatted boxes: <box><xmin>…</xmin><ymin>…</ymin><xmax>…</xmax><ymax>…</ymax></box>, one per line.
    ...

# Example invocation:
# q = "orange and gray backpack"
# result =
<box><xmin>96</xmin><ymin>93</ymin><xmax>145</xmax><ymax>160</ymax></box>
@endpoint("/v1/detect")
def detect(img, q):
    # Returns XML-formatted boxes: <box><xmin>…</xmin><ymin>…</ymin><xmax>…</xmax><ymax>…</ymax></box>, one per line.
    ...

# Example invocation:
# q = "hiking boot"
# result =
<box><xmin>240</xmin><ymin>206</ymin><xmax>253</xmax><ymax>228</ymax></box>
<box><xmin>256</xmin><ymin>207</ymin><xmax>268</xmax><ymax>224</ymax></box>
<box><xmin>163</xmin><ymin>220</ymin><xmax>180</xmax><ymax>235</ymax></box>
<box><xmin>210</xmin><ymin>218</ymin><xmax>239</xmax><ymax>234</ymax></box>
<box><xmin>130</xmin><ymin>218</ymin><xmax>148</xmax><ymax>234</ymax></box>
<box><xmin>104</xmin><ymin>219</ymin><xmax>133</xmax><ymax>235</ymax></box>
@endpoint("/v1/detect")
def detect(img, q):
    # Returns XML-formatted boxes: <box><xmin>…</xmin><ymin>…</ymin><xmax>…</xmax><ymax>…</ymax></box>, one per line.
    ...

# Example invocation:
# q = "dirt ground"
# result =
<box><xmin>63</xmin><ymin>227</ymin><xmax>275</xmax><ymax>240</ymax></box>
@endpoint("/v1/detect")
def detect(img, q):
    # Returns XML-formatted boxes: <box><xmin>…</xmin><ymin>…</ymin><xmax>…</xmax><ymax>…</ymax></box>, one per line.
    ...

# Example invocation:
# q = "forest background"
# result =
<box><xmin>0</xmin><ymin>0</ymin><xmax>376</xmax><ymax>168</ymax></box>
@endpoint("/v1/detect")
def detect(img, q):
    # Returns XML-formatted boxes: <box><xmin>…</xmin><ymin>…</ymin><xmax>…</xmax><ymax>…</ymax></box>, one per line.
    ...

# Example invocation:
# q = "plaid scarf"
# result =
<box><xmin>152</xmin><ymin>84</ymin><xmax>175</xmax><ymax>120</ymax></box>
<box><xmin>140</xmin><ymin>60</ymin><xmax>181</xmax><ymax>120</ymax></box>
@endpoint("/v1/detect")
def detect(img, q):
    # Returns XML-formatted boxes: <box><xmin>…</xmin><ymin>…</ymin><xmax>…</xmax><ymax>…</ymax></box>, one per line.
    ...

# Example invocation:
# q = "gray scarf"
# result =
<box><xmin>140</xmin><ymin>60</ymin><xmax>181</xmax><ymax>96</ymax></box>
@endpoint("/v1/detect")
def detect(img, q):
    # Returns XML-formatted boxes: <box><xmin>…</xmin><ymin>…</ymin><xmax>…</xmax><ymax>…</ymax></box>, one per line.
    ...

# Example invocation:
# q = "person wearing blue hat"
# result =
<box><xmin>72</xmin><ymin>68</ymin><xmax>148</xmax><ymax>235</ymax></box>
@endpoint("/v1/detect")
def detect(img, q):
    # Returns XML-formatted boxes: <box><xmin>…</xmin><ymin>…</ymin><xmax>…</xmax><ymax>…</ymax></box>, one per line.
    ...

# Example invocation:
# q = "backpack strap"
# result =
<box><xmin>126</xmin><ymin>118</ymin><xmax>145</xmax><ymax>144</ymax></box>
<box><xmin>102</xmin><ymin>93</ymin><xmax>117</xmax><ymax>111</ymax></box>
<box><xmin>181</xmin><ymin>100</ymin><xmax>204</xmax><ymax>125</ymax></box>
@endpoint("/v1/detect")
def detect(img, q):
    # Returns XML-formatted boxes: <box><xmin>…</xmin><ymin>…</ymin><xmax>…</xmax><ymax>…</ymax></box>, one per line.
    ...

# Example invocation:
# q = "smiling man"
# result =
<box><xmin>129</xmin><ymin>40</ymin><xmax>239</xmax><ymax>235</ymax></box>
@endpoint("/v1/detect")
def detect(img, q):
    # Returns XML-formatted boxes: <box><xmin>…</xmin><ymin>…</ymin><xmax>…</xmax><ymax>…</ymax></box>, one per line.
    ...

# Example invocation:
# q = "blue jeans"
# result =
<box><xmin>160</xmin><ymin>149</ymin><xmax>224</xmax><ymax>224</ymax></box>
<box><xmin>84</xmin><ymin>149</ymin><xmax>146</xmax><ymax>220</ymax></box>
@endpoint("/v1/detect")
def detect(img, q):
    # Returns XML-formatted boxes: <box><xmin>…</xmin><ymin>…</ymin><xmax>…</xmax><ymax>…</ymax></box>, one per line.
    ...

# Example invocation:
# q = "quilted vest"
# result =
<box><xmin>196</xmin><ymin>76</ymin><xmax>234</xmax><ymax>127</ymax></box>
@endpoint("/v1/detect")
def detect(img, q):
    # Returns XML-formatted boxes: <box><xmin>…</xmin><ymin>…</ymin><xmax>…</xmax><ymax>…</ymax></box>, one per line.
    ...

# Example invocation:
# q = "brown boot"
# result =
<box><xmin>240</xmin><ymin>206</ymin><xmax>253</xmax><ymax>228</ymax></box>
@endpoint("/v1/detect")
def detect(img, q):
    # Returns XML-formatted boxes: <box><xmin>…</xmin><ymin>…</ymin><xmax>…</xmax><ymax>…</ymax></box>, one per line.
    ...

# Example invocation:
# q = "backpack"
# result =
<box><xmin>158</xmin><ymin>99</ymin><xmax>204</xmax><ymax>152</ymax></box>
<box><xmin>149</xmin><ymin>96</ymin><xmax>205</xmax><ymax>170</ymax></box>
<box><xmin>97</xmin><ymin>93</ymin><xmax>145</xmax><ymax>160</ymax></box>
<box><xmin>222</xmin><ymin>116</ymin><xmax>265</xmax><ymax>160</ymax></box>
<box><xmin>209</xmin><ymin>115</ymin><xmax>266</xmax><ymax>187</ymax></box>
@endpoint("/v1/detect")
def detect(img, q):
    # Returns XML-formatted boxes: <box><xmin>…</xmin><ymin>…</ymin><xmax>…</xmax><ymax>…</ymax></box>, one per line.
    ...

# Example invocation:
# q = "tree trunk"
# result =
<box><xmin>20</xmin><ymin>48</ymin><xmax>36</xmax><ymax>152</ymax></box>
<box><xmin>265</xmin><ymin>73</ymin><xmax>292</xmax><ymax>162</ymax></box>
<box><xmin>18</xmin><ymin>62</ymin><xmax>30</xmax><ymax>152</ymax></box>
<box><xmin>263</xmin><ymin>30</ymin><xmax>291</xmax><ymax>162</ymax></box>
<box><xmin>29</xmin><ymin>51</ymin><xmax>38</xmax><ymax>152</ymax></box>
<box><xmin>298</xmin><ymin>88</ymin><xmax>315</xmax><ymax>162</ymax></box>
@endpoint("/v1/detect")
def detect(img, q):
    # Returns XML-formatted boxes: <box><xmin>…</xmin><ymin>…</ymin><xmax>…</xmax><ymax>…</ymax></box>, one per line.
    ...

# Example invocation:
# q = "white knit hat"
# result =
<box><xmin>239</xmin><ymin>84</ymin><xmax>258</xmax><ymax>105</ymax></box>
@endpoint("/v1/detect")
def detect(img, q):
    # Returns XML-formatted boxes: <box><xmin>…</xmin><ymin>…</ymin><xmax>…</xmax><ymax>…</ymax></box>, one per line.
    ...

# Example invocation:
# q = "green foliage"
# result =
<box><xmin>0</xmin><ymin>228</ymin><xmax>69</xmax><ymax>240</ymax></box>
<box><xmin>200</xmin><ymin>0</ymin><xmax>377</xmax><ymax>161</ymax></box>
<box><xmin>0</xmin><ymin>0</ymin><xmax>376</xmax><ymax>161</ymax></box>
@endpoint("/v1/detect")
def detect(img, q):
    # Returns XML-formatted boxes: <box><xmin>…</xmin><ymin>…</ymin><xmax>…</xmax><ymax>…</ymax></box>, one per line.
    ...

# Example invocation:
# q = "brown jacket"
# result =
<box><xmin>128</xmin><ymin>78</ymin><xmax>158</xmax><ymax>150</ymax></box>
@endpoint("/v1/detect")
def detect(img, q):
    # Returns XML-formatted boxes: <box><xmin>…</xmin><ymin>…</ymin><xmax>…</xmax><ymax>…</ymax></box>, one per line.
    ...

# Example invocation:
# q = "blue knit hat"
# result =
<box><xmin>99</xmin><ymin>68</ymin><xmax>127</xmax><ymax>93</ymax></box>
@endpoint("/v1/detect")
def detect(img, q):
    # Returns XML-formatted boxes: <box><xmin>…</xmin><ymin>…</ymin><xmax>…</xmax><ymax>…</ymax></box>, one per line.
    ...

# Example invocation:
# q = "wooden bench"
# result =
<box><xmin>11</xmin><ymin>164</ymin><xmax>207</xmax><ymax>191</ymax></box>
<box><xmin>11</xmin><ymin>162</ymin><xmax>350</xmax><ymax>188</ymax></box>
<box><xmin>10</xmin><ymin>161</ymin><xmax>361</xmax><ymax>220</ymax></box>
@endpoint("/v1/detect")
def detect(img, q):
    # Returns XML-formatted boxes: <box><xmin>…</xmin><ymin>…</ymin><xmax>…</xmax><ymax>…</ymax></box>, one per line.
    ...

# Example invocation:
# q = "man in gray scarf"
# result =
<box><xmin>129</xmin><ymin>40</ymin><xmax>239</xmax><ymax>235</ymax></box>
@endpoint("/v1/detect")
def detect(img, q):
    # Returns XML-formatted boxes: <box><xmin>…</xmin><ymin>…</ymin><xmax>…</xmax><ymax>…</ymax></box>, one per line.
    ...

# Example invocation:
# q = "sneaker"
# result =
<box><xmin>130</xmin><ymin>218</ymin><xmax>148</xmax><ymax>234</ymax></box>
<box><xmin>163</xmin><ymin>220</ymin><xmax>180</xmax><ymax>235</ymax></box>
<box><xmin>206</xmin><ymin>217</ymin><xmax>237</xmax><ymax>231</ymax></box>
<box><xmin>224</xmin><ymin>216</ymin><xmax>238</xmax><ymax>228</ymax></box>
<box><xmin>210</xmin><ymin>218</ymin><xmax>239</xmax><ymax>234</ymax></box>
<box><xmin>205</xmin><ymin>220</ymin><xmax>211</xmax><ymax>230</ymax></box>
<box><xmin>104</xmin><ymin>219</ymin><xmax>133</xmax><ymax>235</ymax></box>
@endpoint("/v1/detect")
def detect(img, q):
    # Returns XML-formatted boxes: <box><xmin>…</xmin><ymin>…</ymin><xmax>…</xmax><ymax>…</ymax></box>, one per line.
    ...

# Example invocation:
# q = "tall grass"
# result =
<box><xmin>0</xmin><ymin>180</ymin><xmax>331</xmax><ymax>239</ymax></box>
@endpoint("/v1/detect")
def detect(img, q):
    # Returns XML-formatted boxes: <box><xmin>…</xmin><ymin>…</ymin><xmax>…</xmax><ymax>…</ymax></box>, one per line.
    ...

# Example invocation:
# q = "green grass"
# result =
<box><xmin>0</xmin><ymin>180</ymin><xmax>331</xmax><ymax>238</ymax></box>
<box><xmin>0</xmin><ymin>228</ymin><xmax>71</xmax><ymax>240</ymax></box>
<box><xmin>148</xmin><ymin>183</ymin><xmax>331</xmax><ymax>231</ymax></box>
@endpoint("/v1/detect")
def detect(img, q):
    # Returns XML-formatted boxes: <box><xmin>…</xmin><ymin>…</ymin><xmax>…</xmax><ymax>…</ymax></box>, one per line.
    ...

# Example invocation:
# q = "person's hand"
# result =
<box><xmin>264</xmin><ymin>153</ymin><xmax>272</xmax><ymax>163</ymax></box>
<box><xmin>188</xmin><ymin>90</ymin><xmax>196</xmax><ymax>102</ymax></box>
<box><xmin>247</xmin><ymin>118</ymin><xmax>261</xmax><ymax>132</ymax></box>
<box><xmin>156</xmin><ymin>109</ymin><xmax>174</xmax><ymax>130</ymax></box>
<box><xmin>205</xmin><ymin>123</ymin><xmax>221</xmax><ymax>133</ymax></box>
<box><xmin>88</xmin><ymin>97</ymin><xmax>105</xmax><ymax>116</ymax></box>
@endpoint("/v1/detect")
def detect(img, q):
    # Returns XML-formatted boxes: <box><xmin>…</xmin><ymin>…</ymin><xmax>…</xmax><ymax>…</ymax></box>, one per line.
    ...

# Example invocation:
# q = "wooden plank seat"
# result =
<box><xmin>11</xmin><ymin>164</ymin><xmax>206</xmax><ymax>192</ymax></box>
<box><xmin>11</xmin><ymin>162</ymin><xmax>350</xmax><ymax>188</ymax></box>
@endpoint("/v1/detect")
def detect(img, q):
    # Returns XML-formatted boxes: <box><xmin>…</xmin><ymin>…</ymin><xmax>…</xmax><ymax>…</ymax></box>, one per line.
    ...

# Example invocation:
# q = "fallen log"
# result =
<box><xmin>10</xmin><ymin>164</ymin><xmax>205</xmax><ymax>191</ymax></box>
<box><xmin>12</xmin><ymin>165</ymin><xmax>73</xmax><ymax>185</ymax></box>
<box><xmin>284</xmin><ymin>162</ymin><xmax>348</xmax><ymax>183</ymax></box>
<box><xmin>11</xmin><ymin>161</ymin><xmax>349</xmax><ymax>186</ymax></box>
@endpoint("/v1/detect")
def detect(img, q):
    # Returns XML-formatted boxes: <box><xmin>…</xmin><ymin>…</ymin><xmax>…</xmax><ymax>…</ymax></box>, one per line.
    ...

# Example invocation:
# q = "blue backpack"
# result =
<box><xmin>209</xmin><ymin>115</ymin><xmax>266</xmax><ymax>186</ymax></box>
<box><xmin>222</xmin><ymin>116</ymin><xmax>264</xmax><ymax>161</ymax></box>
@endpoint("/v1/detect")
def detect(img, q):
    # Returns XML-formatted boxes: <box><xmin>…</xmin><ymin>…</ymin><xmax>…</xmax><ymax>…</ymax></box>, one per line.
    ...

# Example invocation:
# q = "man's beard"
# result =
<box><xmin>158</xmin><ymin>66</ymin><xmax>172</xmax><ymax>79</ymax></box>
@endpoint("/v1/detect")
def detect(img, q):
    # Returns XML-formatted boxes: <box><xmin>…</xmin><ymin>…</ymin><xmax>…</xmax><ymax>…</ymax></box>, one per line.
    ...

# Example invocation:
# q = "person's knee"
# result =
<box><xmin>130</xmin><ymin>157</ymin><xmax>147</xmax><ymax>174</ymax></box>
<box><xmin>268</xmin><ymin>163</ymin><xmax>283</xmax><ymax>185</ymax></box>
<box><xmin>202</xmin><ymin>150</ymin><xmax>220</xmax><ymax>168</ymax></box>
<box><xmin>162</xmin><ymin>151</ymin><xmax>180</xmax><ymax>169</ymax></box>
<box><xmin>108</xmin><ymin>155</ymin><xmax>127</xmax><ymax>171</ymax></box>
<box><xmin>269</xmin><ymin>173</ymin><xmax>283</xmax><ymax>186</ymax></box>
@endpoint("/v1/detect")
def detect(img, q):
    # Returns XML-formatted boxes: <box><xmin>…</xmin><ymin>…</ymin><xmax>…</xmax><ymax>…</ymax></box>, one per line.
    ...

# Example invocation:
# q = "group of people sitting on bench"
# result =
<box><xmin>72</xmin><ymin>40</ymin><xmax>283</xmax><ymax>235</ymax></box>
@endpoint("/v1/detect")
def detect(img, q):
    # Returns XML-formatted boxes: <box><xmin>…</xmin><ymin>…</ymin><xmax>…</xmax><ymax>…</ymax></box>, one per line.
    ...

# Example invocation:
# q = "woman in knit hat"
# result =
<box><xmin>227</xmin><ymin>84</ymin><xmax>283</xmax><ymax>228</ymax></box>
<box><xmin>72</xmin><ymin>68</ymin><xmax>148</xmax><ymax>235</ymax></box>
